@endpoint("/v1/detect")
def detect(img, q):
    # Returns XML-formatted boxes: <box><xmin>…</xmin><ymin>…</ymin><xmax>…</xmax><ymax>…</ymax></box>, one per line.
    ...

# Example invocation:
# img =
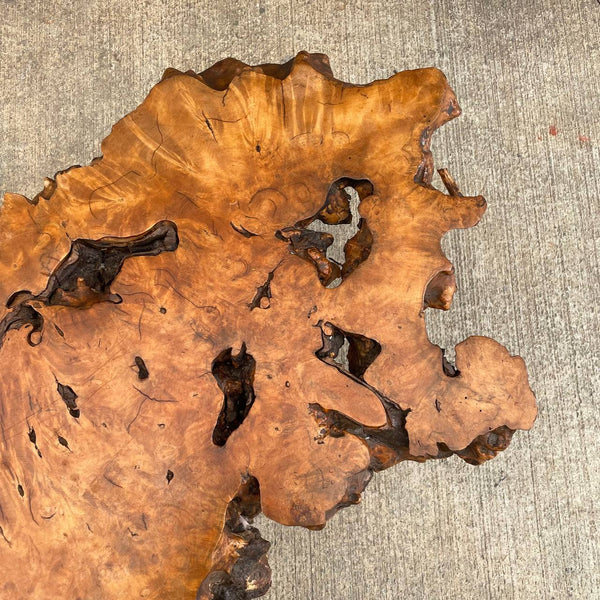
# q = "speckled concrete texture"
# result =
<box><xmin>1</xmin><ymin>1</ymin><xmax>598</xmax><ymax>598</ymax></box>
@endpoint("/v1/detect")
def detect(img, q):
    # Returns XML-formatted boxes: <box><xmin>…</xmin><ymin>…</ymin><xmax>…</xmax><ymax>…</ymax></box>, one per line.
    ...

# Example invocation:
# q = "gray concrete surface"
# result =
<box><xmin>1</xmin><ymin>1</ymin><xmax>598</xmax><ymax>598</ymax></box>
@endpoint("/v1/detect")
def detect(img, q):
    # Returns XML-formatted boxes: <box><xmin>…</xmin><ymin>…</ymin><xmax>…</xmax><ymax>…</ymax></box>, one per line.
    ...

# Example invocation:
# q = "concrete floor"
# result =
<box><xmin>1</xmin><ymin>1</ymin><xmax>598</xmax><ymax>598</ymax></box>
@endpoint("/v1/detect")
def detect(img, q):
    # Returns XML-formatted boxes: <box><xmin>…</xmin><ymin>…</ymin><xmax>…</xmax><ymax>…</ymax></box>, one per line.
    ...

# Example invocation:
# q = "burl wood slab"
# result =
<box><xmin>0</xmin><ymin>52</ymin><xmax>537</xmax><ymax>599</ymax></box>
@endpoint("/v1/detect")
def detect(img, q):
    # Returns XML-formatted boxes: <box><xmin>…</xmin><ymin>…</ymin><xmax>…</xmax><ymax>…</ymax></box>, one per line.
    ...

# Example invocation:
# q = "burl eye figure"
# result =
<box><xmin>0</xmin><ymin>52</ymin><xmax>536</xmax><ymax>600</ymax></box>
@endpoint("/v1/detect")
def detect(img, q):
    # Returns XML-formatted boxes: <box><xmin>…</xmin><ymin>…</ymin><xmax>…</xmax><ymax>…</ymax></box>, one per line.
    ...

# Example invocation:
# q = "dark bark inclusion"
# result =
<box><xmin>248</xmin><ymin>271</ymin><xmax>274</xmax><ymax>311</ymax></box>
<box><xmin>134</xmin><ymin>356</ymin><xmax>150</xmax><ymax>380</ymax></box>
<box><xmin>0</xmin><ymin>220</ymin><xmax>179</xmax><ymax>348</ymax></box>
<box><xmin>310</xmin><ymin>320</ymin><xmax>413</xmax><ymax>471</ymax></box>
<box><xmin>211</xmin><ymin>343</ymin><xmax>257</xmax><ymax>447</ymax></box>
<box><xmin>56</xmin><ymin>381</ymin><xmax>80</xmax><ymax>419</ymax></box>
<box><xmin>197</xmin><ymin>476</ymin><xmax>271</xmax><ymax>600</ymax></box>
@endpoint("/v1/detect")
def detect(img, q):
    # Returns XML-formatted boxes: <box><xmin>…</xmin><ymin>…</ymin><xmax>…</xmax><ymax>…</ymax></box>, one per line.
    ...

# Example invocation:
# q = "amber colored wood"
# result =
<box><xmin>0</xmin><ymin>52</ymin><xmax>537</xmax><ymax>599</ymax></box>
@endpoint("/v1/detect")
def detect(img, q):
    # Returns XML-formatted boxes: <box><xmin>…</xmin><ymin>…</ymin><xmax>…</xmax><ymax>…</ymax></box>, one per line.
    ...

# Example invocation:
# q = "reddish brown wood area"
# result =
<box><xmin>0</xmin><ymin>52</ymin><xmax>537</xmax><ymax>599</ymax></box>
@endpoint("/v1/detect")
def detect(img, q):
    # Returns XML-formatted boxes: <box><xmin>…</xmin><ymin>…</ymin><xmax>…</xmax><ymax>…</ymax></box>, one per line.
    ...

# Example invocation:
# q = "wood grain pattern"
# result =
<box><xmin>0</xmin><ymin>2</ymin><xmax>598</xmax><ymax>599</ymax></box>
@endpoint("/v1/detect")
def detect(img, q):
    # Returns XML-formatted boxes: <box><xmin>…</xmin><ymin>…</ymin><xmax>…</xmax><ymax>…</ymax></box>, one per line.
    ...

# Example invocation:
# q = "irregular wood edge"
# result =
<box><xmin>161</xmin><ymin>51</ymin><xmax>336</xmax><ymax>91</ymax></box>
<box><xmin>197</xmin><ymin>476</ymin><xmax>271</xmax><ymax>600</ymax></box>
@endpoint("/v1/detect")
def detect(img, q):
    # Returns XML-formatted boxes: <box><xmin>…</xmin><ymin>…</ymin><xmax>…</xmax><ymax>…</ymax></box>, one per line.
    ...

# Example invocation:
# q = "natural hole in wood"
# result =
<box><xmin>280</xmin><ymin>178</ymin><xmax>373</xmax><ymax>288</ymax></box>
<box><xmin>0</xmin><ymin>51</ymin><xmax>537</xmax><ymax>599</ymax></box>
<box><xmin>211</xmin><ymin>343</ymin><xmax>257</xmax><ymax>447</ymax></box>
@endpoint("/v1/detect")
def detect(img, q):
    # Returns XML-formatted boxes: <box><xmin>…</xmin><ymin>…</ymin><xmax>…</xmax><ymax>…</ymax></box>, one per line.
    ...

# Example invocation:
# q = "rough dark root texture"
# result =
<box><xmin>0</xmin><ymin>52</ymin><xmax>536</xmax><ymax>599</ymax></box>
